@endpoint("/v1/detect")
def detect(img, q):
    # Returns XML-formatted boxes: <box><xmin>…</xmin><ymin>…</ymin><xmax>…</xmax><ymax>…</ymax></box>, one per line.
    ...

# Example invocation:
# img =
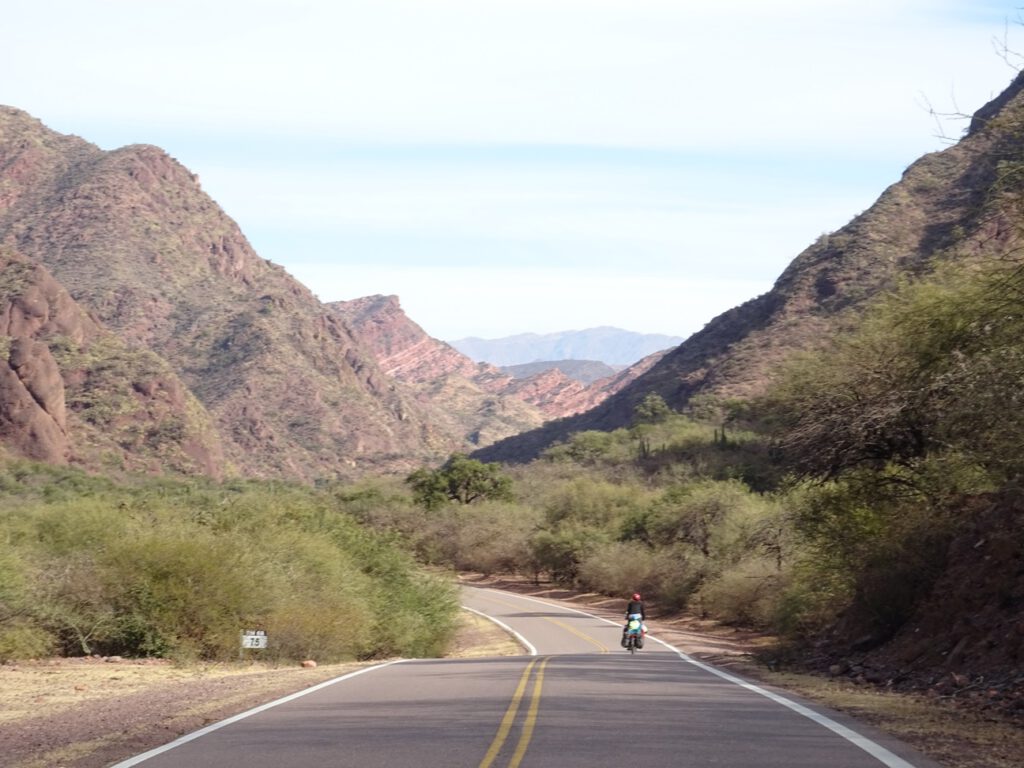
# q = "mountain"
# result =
<box><xmin>450</xmin><ymin>327</ymin><xmax>684</xmax><ymax>366</ymax></box>
<box><xmin>501</xmin><ymin>349</ymin><xmax>667</xmax><ymax>419</ymax></box>
<box><xmin>0</xmin><ymin>106</ymin><xmax>456</xmax><ymax>479</ymax></box>
<box><xmin>501</xmin><ymin>360</ymin><xmax>621</xmax><ymax>385</ymax></box>
<box><xmin>476</xmin><ymin>71</ymin><xmax>1024</xmax><ymax>463</ymax></box>
<box><xmin>0</xmin><ymin>99</ymin><xmax>664</xmax><ymax>477</ymax></box>
<box><xmin>0</xmin><ymin>248</ymin><xmax>225</xmax><ymax>474</ymax></box>
<box><xmin>328</xmin><ymin>294</ymin><xmax>544</xmax><ymax>446</ymax></box>
<box><xmin>329</xmin><ymin>294</ymin><xmax>663</xmax><ymax>432</ymax></box>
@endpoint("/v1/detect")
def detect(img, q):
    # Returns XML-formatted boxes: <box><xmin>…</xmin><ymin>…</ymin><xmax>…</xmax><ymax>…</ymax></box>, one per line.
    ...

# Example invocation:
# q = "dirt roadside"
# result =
<box><xmin>0</xmin><ymin>610</ymin><xmax>518</xmax><ymax>768</ymax></box>
<box><xmin>2</xmin><ymin>578</ymin><xmax>1021</xmax><ymax>768</ymax></box>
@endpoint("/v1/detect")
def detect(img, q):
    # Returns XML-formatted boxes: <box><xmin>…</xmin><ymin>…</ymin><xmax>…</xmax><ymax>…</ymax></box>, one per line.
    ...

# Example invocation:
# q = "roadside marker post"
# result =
<box><xmin>240</xmin><ymin>629</ymin><xmax>268</xmax><ymax>661</ymax></box>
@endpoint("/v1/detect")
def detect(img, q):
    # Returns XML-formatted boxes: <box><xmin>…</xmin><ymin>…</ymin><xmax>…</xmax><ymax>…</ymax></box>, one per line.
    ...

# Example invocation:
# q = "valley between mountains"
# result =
<box><xmin>4</xmin><ymin>67</ymin><xmax>1024</xmax><ymax>768</ymax></box>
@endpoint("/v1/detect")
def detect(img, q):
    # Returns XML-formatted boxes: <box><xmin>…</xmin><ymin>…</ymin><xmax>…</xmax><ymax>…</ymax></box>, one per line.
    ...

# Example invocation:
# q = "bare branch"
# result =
<box><xmin>919</xmin><ymin>91</ymin><xmax>969</xmax><ymax>145</ymax></box>
<box><xmin>922</xmin><ymin>12</ymin><xmax>1024</xmax><ymax>144</ymax></box>
<box><xmin>993</xmin><ymin>14</ymin><xmax>1024</xmax><ymax>71</ymax></box>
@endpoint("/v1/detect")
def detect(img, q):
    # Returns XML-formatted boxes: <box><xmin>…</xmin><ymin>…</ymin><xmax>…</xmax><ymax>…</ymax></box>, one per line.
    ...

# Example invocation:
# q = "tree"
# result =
<box><xmin>633</xmin><ymin>393</ymin><xmax>672</xmax><ymax>425</ymax></box>
<box><xmin>407</xmin><ymin>454</ymin><xmax>514</xmax><ymax>510</ymax></box>
<box><xmin>761</xmin><ymin>257</ymin><xmax>1024</xmax><ymax>486</ymax></box>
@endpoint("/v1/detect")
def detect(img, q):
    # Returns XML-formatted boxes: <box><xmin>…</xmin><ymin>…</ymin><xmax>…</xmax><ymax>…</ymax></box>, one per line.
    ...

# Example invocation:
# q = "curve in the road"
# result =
<box><xmin>464</xmin><ymin>587</ymin><xmax>925</xmax><ymax>768</ymax></box>
<box><xmin>462</xmin><ymin>604</ymin><xmax>537</xmax><ymax>656</ymax></box>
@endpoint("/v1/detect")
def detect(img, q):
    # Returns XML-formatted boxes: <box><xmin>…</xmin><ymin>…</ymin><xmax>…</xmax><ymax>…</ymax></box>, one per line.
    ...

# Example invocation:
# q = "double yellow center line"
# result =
<box><xmin>478</xmin><ymin>657</ymin><xmax>551</xmax><ymax>768</ymax></box>
<box><xmin>547</xmin><ymin>618</ymin><xmax>609</xmax><ymax>654</ymax></box>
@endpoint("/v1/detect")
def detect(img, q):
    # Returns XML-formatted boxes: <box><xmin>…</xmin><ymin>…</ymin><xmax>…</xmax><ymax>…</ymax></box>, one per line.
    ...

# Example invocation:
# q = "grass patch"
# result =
<box><xmin>744</xmin><ymin>666</ymin><xmax>1024</xmax><ymax>768</ymax></box>
<box><xmin>446</xmin><ymin>610</ymin><xmax>524</xmax><ymax>658</ymax></box>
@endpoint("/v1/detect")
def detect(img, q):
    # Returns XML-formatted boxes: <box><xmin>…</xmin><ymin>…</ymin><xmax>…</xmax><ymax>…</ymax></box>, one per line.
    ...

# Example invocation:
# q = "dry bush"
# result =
<box><xmin>453</xmin><ymin>502</ymin><xmax>542</xmax><ymax>575</ymax></box>
<box><xmin>0</xmin><ymin>620</ymin><xmax>57</xmax><ymax>660</ymax></box>
<box><xmin>694</xmin><ymin>556</ymin><xmax>787</xmax><ymax>627</ymax></box>
<box><xmin>577</xmin><ymin>541</ymin><xmax>699</xmax><ymax>610</ymax></box>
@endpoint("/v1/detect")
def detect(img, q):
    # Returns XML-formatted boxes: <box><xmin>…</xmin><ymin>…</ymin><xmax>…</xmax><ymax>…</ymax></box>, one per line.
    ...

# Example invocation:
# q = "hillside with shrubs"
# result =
<box><xmin>477</xmin><ymin>69</ymin><xmax>1024</xmax><ymax>467</ymax></box>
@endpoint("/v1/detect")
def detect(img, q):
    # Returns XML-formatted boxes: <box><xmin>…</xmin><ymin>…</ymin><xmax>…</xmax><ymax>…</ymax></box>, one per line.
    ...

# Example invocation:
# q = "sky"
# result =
<box><xmin>4</xmin><ymin>1</ymin><xmax>1023</xmax><ymax>341</ymax></box>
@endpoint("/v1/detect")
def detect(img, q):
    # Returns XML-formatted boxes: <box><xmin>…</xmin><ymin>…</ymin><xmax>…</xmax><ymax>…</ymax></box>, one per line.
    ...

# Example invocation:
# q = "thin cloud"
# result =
<box><xmin>2</xmin><ymin>1</ymin><xmax>1021</xmax><ymax>337</ymax></box>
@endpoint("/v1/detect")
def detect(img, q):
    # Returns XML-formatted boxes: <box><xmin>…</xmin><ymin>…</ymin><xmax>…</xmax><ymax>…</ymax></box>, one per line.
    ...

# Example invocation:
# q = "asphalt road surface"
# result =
<box><xmin>112</xmin><ymin>586</ymin><xmax>940</xmax><ymax>768</ymax></box>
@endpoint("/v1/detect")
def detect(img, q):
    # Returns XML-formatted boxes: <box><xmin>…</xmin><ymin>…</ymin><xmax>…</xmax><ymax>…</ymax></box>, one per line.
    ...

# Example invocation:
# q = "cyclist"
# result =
<box><xmin>621</xmin><ymin>592</ymin><xmax>646</xmax><ymax>647</ymax></box>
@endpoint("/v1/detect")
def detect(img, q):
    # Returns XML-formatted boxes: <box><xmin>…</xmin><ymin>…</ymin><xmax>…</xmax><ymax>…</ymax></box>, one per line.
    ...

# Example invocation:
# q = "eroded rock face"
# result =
<box><xmin>330</xmin><ymin>295</ymin><xmax>544</xmax><ymax>447</ymax></box>
<box><xmin>502</xmin><ymin>368</ymin><xmax>586</xmax><ymax>418</ymax></box>
<box><xmin>0</xmin><ymin>264</ymin><xmax>97</xmax><ymax>344</ymax></box>
<box><xmin>0</xmin><ymin>250</ymin><xmax>226</xmax><ymax>476</ymax></box>
<box><xmin>333</xmin><ymin>295</ymin><xmax>486</xmax><ymax>384</ymax></box>
<box><xmin>0</xmin><ymin>255</ymin><xmax>82</xmax><ymax>463</ymax></box>
<box><xmin>8</xmin><ymin>337</ymin><xmax>66</xmax><ymax>429</ymax></box>
<box><xmin>0</xmin><ymin>337</ymin><xmax>68</xmax><ymax>463</ymax></box>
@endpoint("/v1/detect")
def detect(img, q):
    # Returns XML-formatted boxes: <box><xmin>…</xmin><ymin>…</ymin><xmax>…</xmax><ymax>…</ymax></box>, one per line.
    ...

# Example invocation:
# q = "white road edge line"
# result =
<box><xmin>462</xmin><ymin>604</ymin><xmax>538</xmax><ymax>656</ymax></box>
<box><xmin>473</xmin><ymin>587</ymin><xmax>918</xmax><ymax>768</ymax></box>
<box><xmin>108</xmin><ymin>659</ymin><xmax>409</xmax><ymax>767</ymax></box>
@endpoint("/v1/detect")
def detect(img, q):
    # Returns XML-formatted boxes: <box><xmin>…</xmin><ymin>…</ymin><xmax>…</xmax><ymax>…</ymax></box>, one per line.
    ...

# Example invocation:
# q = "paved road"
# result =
<box><xmin>114</xmin><ymin>586</ymin><xmax>940</xmax><ymax>768</ymax></box>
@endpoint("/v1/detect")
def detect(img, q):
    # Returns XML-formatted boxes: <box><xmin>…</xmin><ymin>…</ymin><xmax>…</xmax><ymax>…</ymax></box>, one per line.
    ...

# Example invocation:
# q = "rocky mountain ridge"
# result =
<box><xmin>501</xmin><ymin>360</ymin><xmax>622</xmax><ymax>385</ymax></box>
<box><xmin>0</xmin><ymin>107</ymin><xmax>658</xmax><ymax>477</ymax></box>
<box><xmin>0</xmin><ymin>107</ymin><xmax>455</xmax><ymax>478</ymax></box>
<box><xmin>329</xmin><ymin>294</ymin><xmax>543</xmax><ymax>447</ymax></box>
<box><xmin>477</xmin><ymin>70</ymin><xmax>1024</xmax><ymax>462</ymax></box>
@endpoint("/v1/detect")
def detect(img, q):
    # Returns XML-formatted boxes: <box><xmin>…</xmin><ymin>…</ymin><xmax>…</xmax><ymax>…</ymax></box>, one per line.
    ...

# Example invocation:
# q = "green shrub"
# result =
<box><xmin>542</xmin><ymin>477</ymin><xmax>652</xmax><ymax>528</ymax></box>
<box><xmin>778</xmin><ymin>475</ymin><xmax>957</xmax><ymax>640</ymax></box>
<box><xmin>407</xmin><ymin>454</ymin><xmax>513</xmax><ymax>509</ymax></box>
<box><xmin>0</xmin><ymin>548</ymin><xmax>30</xmax><ymax>621</ymax></box>
<box><xmin>453</xmin><ymin>502</ymin><xmax>542</xmax><ymax>575</ymax></box>
<box><xmin>0</xmin><ymin>469</ymin><xmax>458</xmax><ymax>662</ymax></box>
<box><xmin>529</xmin><ymin>526</ymin><xmax>608</xmax><ymax>584</ymax></box>
<box><xmin>770</xmin><ymin>559</ymin><xmax>852</xmax><ymax>638</ymax></box>
<box><xmin>0</xmin><ymin>620</ymin><xmax>57</xmax><ymax>660</ymax></box>
<box><xmin>543</xmin><ymin>430</ymin><xmax>625</xmax><ymax>464</ymax></box>
<box><xmin>105</xmin><ymin>531</ymin><xmax>269</xmax><ymax>660</ymax></box>
<box><xmin>694</xmin><ymin>556</ymin><xmax>787</xmax><ymax>627</ymax></box>
<box><xmin>645</xmin><ymin>480</ymin><xmax>762</xmax><ymax>556</ymax></box>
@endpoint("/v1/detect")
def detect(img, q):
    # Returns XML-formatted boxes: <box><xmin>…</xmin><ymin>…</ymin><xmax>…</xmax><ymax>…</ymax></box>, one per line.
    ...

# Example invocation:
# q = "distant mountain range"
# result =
<box><xmin>450</xmin><ymin>328</ymin><xmax>685</xmax><ymax>367</ymax></box>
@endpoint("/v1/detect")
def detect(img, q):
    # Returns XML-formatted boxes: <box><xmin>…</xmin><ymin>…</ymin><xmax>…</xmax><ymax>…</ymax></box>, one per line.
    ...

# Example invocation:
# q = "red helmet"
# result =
<box><xmin>632</xmin><ymin>593</ymin><xmax>642</xmax><ymax>601</ymax></box>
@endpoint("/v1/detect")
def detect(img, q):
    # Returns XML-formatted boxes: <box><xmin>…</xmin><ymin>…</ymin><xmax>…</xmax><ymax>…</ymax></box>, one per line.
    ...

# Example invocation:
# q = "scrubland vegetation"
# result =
<box><xmin>348</xmin><ymin>254</ymin><xmax>1024</xmax><ymax>654</ymax></box>
<box><xmin>2</xmin><ymin>255</ymin><xmax>1022</xmax><ymax>665</ymax></box>
<box><xmin>0</xmin><ymin>468</ymin><xmax>456</xmax><ymax>662</ymax></box>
